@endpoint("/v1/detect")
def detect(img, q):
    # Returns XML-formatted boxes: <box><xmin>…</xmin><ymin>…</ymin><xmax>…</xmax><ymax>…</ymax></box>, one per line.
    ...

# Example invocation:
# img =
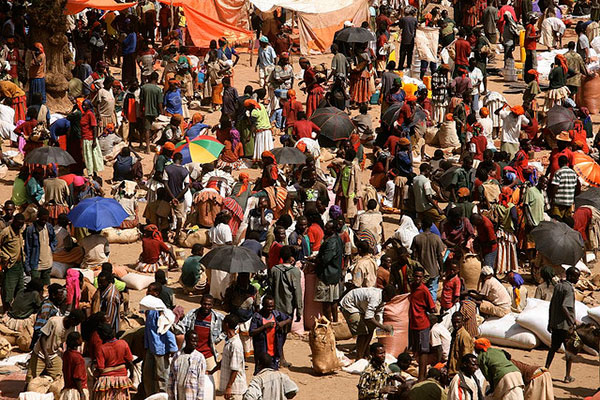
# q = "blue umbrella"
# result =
<box><xmin>67</xmin><ymin>197</ymin><xmax>129</xmax><ymax>231</ymax></box>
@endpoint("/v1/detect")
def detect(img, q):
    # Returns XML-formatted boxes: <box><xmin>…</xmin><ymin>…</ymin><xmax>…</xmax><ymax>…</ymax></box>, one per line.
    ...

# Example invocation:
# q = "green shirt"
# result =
<box><xmin>93</xmin><ymin>276</ymin><xmax>126</xmax><ymax>292</ymax></box>
<box><xmin>408</xmin><ymin>379</ymin><xmax>447</xmax><ymax>400</ymax></box>
<box><xmin>140</xmin><ymin>83</ymin><xmax>164</xmax><ymax>117</ymax></box>
<box><xmin>251</xmin><ymin>105</ymin><xmax>271</xmax><ymax>130</ymax></box>
<box><xmin>181</xmin><ymin>255</ymin><xmax>203</xmax><ymax>287</ymax></box>
<box><xmin>548</xmin><ymin>66</ymin><xmax>567</xmax><ymax>90</ymax></box>
<box><xmin>11</xmin><ymin>177</ymin><xmax>27</xmax><ymax>206</ymax></box>
<box><xmin>524</xmin><ymin>186</ymin><xmax>544</xmax><ymax>226</ymax></box>
<box><xmin>477</xmin><ymin>348</ymin><xmax>520</xmax><ymax>391</ymax></box>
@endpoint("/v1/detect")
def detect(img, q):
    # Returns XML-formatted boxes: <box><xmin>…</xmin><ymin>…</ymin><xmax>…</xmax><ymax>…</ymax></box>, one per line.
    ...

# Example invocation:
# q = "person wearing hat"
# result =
<box><xmin>467</xmin><ymin>266</ymin><xmax>512</xmax><ymax>318</ymax></box>
<box><xmin>548</xmin><ymin>131</ymin><xmax>574</xmax><ymax>177</ymax></box>
<box><xmin>257</xmin><ymin>36</ymin><xmax>276</xmax><ymax>89</ymax></box>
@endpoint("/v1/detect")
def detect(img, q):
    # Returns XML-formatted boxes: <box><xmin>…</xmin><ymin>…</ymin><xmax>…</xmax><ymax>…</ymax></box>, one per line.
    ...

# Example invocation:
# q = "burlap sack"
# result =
<box><xmin>181</xmin><ymin>229</ymin><xmax>211</xmax><ymax>248</ymax></box>
<box><xmin>460</xmin><ymin>253</ymin><xmax>482</xmax><ymax>291</ymax></box>
<box><xmin>577</xmin><ymin>75</ymin><xmax>600</xmax><ymax>114</ymax></box>
<box><xmin>0</xmin><ymin>336</ymin><xmax>10</xmax><ymax>359</ymax></box>
<box><xmin>27</xmin><ymin>375</ymin><xmax>53</xmax><ymax>393</ymax></box>
<box><xmin>102</xmin><ymin>227</ymin><xmax>141</xmax><ymax>244</ymax></box>
<box><xmin>331</xmin><ymin>320</ymin><xmax>353</xmax><ymax>341</ymax></box>
<box><xmin>438</xmin><ymin>120</ymin><xmax>460</xmax><ymax>148</ymax></box>
<box><xmin>309</xmin><ymin>316</ymin><xmax>340</xmax><ymax>374</ymax></box>
<box><xmin>378</xmin><ymin>294</ymin><xmax>410</xmax><ymax>356</ymax></box>
<box><xmin>48</xmin><ymin>377</ymin><xmax>64</xmax><ymax>399</ymax></box>
<box><xmin>16</xmin><ymin>332</ymin><xmax>31</xmax><ymax>352</ymax></box>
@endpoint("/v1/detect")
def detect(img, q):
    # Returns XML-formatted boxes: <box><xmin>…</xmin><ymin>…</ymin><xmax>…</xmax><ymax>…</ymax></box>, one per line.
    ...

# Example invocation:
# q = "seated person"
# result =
<box><xmin>143</xmin><ymin>187</ymin><xmax>172</xmax><ymax>239</ymax></box>
<box><xmin>52</xmin><ymin>213</ymin><xmax>84</xmax><ymax>265</ymax></box>
<box><xmin>136</xmin><ymin>224</ymin><xmax>177</xmax><ymax>273</ymax></box>
<box><xmin>1</xmin><ymin>278</ymin><xmax>43</xmax><ymax>335</ymax></box>
<box><xmin>180</xmin><ymin>244</ymin><xmax>207</xmax><ymax>294</ymax></box>
<box><xmin>467</xmin><ymin>266</ymin><xmax>511</xmax><ymax>318</ymax></box>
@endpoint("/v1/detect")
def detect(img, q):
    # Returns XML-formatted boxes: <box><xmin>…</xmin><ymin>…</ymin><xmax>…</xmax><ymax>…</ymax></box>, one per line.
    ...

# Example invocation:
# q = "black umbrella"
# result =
<box><xmin>575</xmin><ymin>187</ymin><xmax>600</xmax><ymax>210</ymax></box>
<box><xmin>547</xmin><ymin>105</ymin><xmax>575</xmax><ymax>135</ymax></box>
<box><xmin>310</xmin><ymin>107</ymin><xmax>354</xmax><ymax>143</ymax></box>
<box><xmin>334</xmin><ymin>27</ymin><xmax>375</xmax><ymax>43</ymax></box>
<box><xmin>272</xmin><ymin>146</ymin><xmax>307</xmax><ymax>165</ymax></box>
<box><xmin>381</xmin><ymin>102</ymin><xmax>404</xmax><ymax>128</ymax></box>
<box><xmin>201</xmin><ymin>245</ymin><xmax>266</xmax><ymax>274</ymax></box>
<box><xmin>24</xmin><ymin>146</ymin><xmax>76</xmax><ymax>166</ymax></box>
<box><xmin>531</xmin><ymin>220</ymin><xmax>585</xmax><ymax>266</ymax></box>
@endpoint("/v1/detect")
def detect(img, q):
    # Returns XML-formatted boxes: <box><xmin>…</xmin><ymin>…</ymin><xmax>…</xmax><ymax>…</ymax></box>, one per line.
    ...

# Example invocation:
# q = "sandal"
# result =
<box><xmin>564</xmin><ymin>376</ymin><xmax>575</xmax><ymax>383</ymax></box>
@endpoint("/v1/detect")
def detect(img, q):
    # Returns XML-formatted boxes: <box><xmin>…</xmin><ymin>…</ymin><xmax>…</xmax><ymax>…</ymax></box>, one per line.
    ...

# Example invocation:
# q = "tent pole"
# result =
<box><xmin>170</xmin><ymin>0</ymin><xmax>174</xmax><ymax>32</ymax></box>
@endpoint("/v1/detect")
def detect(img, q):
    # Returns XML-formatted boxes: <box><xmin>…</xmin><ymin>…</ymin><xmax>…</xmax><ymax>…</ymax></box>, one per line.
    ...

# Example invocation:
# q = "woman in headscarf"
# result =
<box><xmin>231</xmin><ymin>172</ymin><xmax>251</xmax><ymax>209</ymax></box>
<box><xmin>136</xmin><ymin>224</ymin><xmax>177</xmax><ymax>273</ymax></box>
<box><xmin>206</xmin><ymin>49</ymin><xmax>230</xmax><ymax>112</ymax></box>
<box><xmin>217</xmin><ymin>123</ymin><xmax>244</xmax><ymax>170</ymax></box>
<box><xmin>349</xmin><ymin>42</ymin><xmax>373</xmax><ymax>107</ymax></box>
<box><xmin>544</xmin><ymin>54</ymin><xmax>571</xmax><ymax>112</ymax></box>
<box><xmin>257</xmin><ymin>150</ymin><xmax>279</xmax><ymax>191</ymax></box>
<box><xmin>66</xmin><ymin>97</ymin><xmax>85</xmax><ymax>175</ymax></box>
<box><xmin>523</xmin><ymin>70</ymin><xmax>541</xmax><ymax>113</ymax></box>
<box><xmin>495</xmin><ymin>186</ymin><xmax>519</xmax><ymax>274</ymax></box>
<box><xmin>80</xmin><ymin>99</ymin><xmax>104</xmax><ymax>179</ymax></box>
<box><xmin>506</xmin><ymin>271</ymin><xmax>528</xmax><ymax>312</ymax></box>
<box><xmin>28</xmin><ymin>43</ymin><xmax>46</xmax><ymax>104</ymax></box>
<box><xmin>185</xmin><ymin>113</ymin><xmax>210</xmax><ymax>139</ymax></box>
<box><xmin>244</xmin><ymin>99</ymin><xmax>273</xmax><ymax>162</ymax></box>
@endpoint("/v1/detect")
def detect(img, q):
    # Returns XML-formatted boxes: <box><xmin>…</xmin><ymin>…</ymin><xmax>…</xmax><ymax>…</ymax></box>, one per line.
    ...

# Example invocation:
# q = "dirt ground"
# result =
<box><xmin>2</xmin><ymin>27</ymin><xmax>600</xmax><ymax>399</ymax></box>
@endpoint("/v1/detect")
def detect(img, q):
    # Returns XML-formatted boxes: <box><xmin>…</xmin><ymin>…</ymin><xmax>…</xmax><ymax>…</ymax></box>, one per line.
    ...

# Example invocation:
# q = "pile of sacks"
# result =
<box><xmin>479</xmin><ymin>298</ymin><xmax>598</xmax><ymax>354</ymax></box>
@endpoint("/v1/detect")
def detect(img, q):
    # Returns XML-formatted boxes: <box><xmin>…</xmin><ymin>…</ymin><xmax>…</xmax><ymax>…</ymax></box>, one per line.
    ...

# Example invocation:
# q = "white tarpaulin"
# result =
<box><xmin>249</xmin><ymin>0</ymin><xmax>358</xmax><ymax>13</ymax></box>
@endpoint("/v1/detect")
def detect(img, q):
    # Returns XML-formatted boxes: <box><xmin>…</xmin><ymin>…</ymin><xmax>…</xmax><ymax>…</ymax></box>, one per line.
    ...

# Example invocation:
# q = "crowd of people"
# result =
<box><xmin>0</xmin><ymin>0</ymin><xmax>599</xmax><ymax>399</ymax></box>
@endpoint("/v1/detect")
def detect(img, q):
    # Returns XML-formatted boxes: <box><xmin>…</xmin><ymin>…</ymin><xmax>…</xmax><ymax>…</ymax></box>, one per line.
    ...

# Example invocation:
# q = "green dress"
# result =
<box><xmin>238</xmin><ymin>117</ymin><xmax>254</xmax><ymax>157</ymax></box>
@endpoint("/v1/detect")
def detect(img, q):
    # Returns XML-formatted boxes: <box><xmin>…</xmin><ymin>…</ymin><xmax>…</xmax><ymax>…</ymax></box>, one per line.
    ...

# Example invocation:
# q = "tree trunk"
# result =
<box><xmin>27</xmin><ymin>0</ymin><xmax>72</xmax><ymax>113</ymax></box>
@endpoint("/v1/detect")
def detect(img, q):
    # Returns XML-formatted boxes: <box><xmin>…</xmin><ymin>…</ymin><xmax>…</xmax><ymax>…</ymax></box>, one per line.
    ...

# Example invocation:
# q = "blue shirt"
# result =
<box><xmin>24</xmin><ymin>223</ymin><xmax>57</xmax><ymax>273</ymax></box>
<box><xmin>217</xmin><ymin>46</ymin><xmax>237</xmax><ymax>61</ymax></box>
<box><xmin>49</xmin><ymin>118</ymin><xmax>70</xmax><ymax>142</ymax></box>
<box><xmin>123</xmin><ymin>32</ymin><xmax>137</xmax><ymax>55</ymax></box>
<box><xmin>163</xmin><ymin>89</ymin><xmax>183</xmax><ymax>115</ymax></box>
<box><xmin>258</xmin><ymin>45</ymin><xmax>276</xmax><ymax>67</ymax></box>
<box><xmin>186</xmin><ymin>123</ymin><xmax>210</xmax><ymax>139</ymax></box>
<box><xmin>144</xmin><ymin>309</ymin><xmax>178</xmax><ymax>356</ymax></box>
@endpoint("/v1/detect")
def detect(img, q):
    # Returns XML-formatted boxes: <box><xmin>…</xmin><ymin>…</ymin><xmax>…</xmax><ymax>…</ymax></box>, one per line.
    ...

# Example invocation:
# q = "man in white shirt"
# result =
<box><xmin>497</xmin><ymin>103</ymin><xmax>529</xmax><ymax>158</ymax></box>
<box><xmin>339</xmin><ymin>286</ymin><xmax>396</xmax><ymax>359</ymax></box>
<box><xmin>468</xmin><ymin>266</ymin><xmax>512</xmax><ymax>318</ymax></box>
<box><xmin>220</xmin><ymin>314</ymin><xmax>247</xmax><ymax>399</ymax></box>
<box><xmin>468</xmin><ymin>58</ymin><xmax>484</xmax><ymax>113</ymax></box>
<box><xmin>244</xmin><ymin>353</ymin><xmax>298</xmax><ymax>400</ymax></box>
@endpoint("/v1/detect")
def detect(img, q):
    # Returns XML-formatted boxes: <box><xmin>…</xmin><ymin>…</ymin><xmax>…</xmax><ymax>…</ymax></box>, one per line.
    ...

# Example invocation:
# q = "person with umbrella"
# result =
<box><xmin>546</xmin><ymin>266</ymin><xmax>580</xmax><ymax>383</ymax></box>
<box><xmin>549</xmin><ymin>155</ymin><xmax>579</xmax><ymax>219</ymax></box>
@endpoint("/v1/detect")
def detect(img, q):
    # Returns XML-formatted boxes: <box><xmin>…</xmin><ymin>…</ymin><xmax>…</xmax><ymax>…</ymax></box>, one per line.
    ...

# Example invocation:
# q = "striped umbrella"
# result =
<box><xmin>174</xmin><ymin>135</ymin><xmax>224</xmax><ymax>164</ymax></box>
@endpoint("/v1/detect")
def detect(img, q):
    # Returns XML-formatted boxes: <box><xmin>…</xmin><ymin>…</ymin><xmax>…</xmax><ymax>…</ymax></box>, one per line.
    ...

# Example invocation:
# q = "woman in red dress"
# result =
<box><xmin>299</xmin><ymin>58</ymin><xmax>324</xmax><ymax>117</ymax></box>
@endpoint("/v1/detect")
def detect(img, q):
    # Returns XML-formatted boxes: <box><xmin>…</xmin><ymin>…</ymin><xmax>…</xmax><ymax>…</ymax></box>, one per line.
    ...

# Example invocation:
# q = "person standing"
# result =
<box><xmin>549</xmin><ymin>155</ymin><xmax>579</xmax><ymax>219</ymax></box>
<box><xmin>314</xmin><ymin>220</ymin><xmax>343</xmax><ymax>323</ymax></box>
<box><xmin>94</xmin><ymin>322</ymin><xmax>135</xmax><ymax>400</ymax></box>
<box><xmin>249</xmin><ymin>295</ymin><xmax>292</xmax><ymax>372</ymax></box>
<box><xmin>497</xmin><ymin>104</ymin><xmax>530</xmax><ymax>159</ymax></box>
<box><xmin>257</xmin><ymin>36</ymin><xmax>276</xmax><ymax>89</ymax></box>
<box><xmin>523</xmin><ymin>14</ymin><xmax>540</xmax><ymax>80</ymax></box>
<box><xmin>91</xmin><ymin>271</ymin><xmax>121</xmax><ymax>334</ymax></box>
<box><xmin>122</xmin><ymin>24</ymin><xmax>137</xmax><ymax>85</ymax></box>
<box><xmin>80</xmin><ymin>100</ymin><xmax>104</xmax><ymax>178</ymax></box>
<box><xmin>143</xmin><ymin>305</ymin><xmax>179</xmax><ymax>396</ymax></box>
<box><xmin>565</xmin><ymin>41</ymin><xmax>590</xmax><ymax>100</ymax></box>
<box><xmin>27</xmin><ymin>43</ymin><xmax>46</xmax><ymax>104</ymax></box>
<box><xmin>0</xmin><ymin>213</ymin><xmax>25</xmax><ymax>312</ymax></box>
<box><xmin>244</xmin><ymin>99</ymin><xmax>273</xmax><ymax>163</ymax></box>
<box><xmin>447</xmin><ymin>312</ymin><xmax>475</xmax><ymax>377</ymax></box>
<box><xmin>220</xmin><ymin>314</ymin><xmax>247</xmax><ymax>400</ymax></box>
<box><xmin>270</xmin><ymin>245</ymin><xmax>303</xmax><ymax>327</ymax></box>
<box><xmin>61</xmin><ymin>332</ymin><xmax>89</xmax><ymax>400</ymax></box>
<box><xmin>168</xmin><ymin>330</ymin><xmax>207</xmax><ymax>400</ymax></box>
<box><xmin>409</xmin><ymin>266</ymin><xmax>436</xmax><ymax>381</ymax></box>
<box><xmin>163</xmin><ymin>152</ymin><xmax>190</xmax><ymax>241</ymax></box>
<box><xmin>545</xmin><ymin>266</ymin><xmax>580</xmax><ymax>383</ymax></box>
<box><xmin>398</xmin><ymin>8</ymin><xmax>418</xmax><ymax>70</ymax></box>
<box><xmin>411</xmin><ymin>216</ymin><xmax>445</xmax><ymax>301</ymax></box>
<box><xmin>431</xmin><ymin>64</ymin><xmax>451</xmax><ymax>124</ymax></box>
<box><xmin>140</xmin><ymin>71</ymin><xmax>164</xmax><ymax>153</ymax></box>
<box><xmin>413</xmin><ymin>163</ymin><xmax>445</xmax><ymax>224</ymax></box>
<box><xmin>24</xmin><ymin>208</ymin><xmax>56</xmax><ymax>286</ymax></box>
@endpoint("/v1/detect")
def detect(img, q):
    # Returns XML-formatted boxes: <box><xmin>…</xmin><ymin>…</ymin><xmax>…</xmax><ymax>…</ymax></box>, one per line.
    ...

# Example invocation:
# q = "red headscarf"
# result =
<box><xmin>33</xmin><ymin>43</ymin><xmax>44</xmax><ymax>54</ymax></box>
<box><xmin>474</xmin><ymin>338</ymin><xmax>491</xmax><ymax>352</ymax></box>
<box><xmin>528</xmin><ymin>69</ymin><xmax>540</xmax><ymax>84</ymax></box>
<box><xmin>555</xmin><ymin>54</ymin><xmax>568</xmax><ymax>74</ymax></box>
<box><xmin>144</xmin><ymin>224</ymin><xmax>164</xmax><ymax>242</ymax></box>
<box><xmin>236</xmin><ymin>172</ymin><xmax>250</xmax><ymax>196</ymax></box>
<box><xmin>499</xmin><ymin>186</ymin><xmax>514</xmax><ymax>207</ymax></box>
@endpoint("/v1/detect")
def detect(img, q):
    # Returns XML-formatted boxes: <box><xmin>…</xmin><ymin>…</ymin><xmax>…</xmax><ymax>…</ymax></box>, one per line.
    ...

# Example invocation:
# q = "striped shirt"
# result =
<box><xmin>551</xmin><ymin>166</ymin><xmax>578</xmax><ymax>206</ymax></box>
<box><xmin>33</xmin><ymin>299</ymin><xmax>62</xmax><ymax>333</ymax></box>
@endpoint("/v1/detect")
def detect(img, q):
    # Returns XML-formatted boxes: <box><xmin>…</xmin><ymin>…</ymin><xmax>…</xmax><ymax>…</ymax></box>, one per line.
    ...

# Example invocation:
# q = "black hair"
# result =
<box><xmin>223</xmin><ymin>313</ymin><xmax>240</xmax><ymax>330</ymax></box>
<box><xmin>66</xmin><ymin>331</ymin><xmax>82</xmax><ymax>349</ymax></box>
<box><xmin>279</xmin><ymin>245</ymin><xmax>294</xmax><ymax>261</ymax></box>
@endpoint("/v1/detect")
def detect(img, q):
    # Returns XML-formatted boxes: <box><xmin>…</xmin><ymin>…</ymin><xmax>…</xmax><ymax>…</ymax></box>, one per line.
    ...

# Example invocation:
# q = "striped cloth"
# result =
<box><xmin>496</xmin><ymin>228</ymin><xmax>518</xmax><ymax>275</ymax></box>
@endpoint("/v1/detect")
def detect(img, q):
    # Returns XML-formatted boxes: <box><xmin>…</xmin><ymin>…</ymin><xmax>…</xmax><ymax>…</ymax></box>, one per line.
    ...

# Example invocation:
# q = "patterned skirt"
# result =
<box><xmin>543</xmin><ymin>86</ymin><xmax>570</xmax><ymax>112</ymax></box>
<box><xmin>496</xmin><ymin>229</ymin><xmax>518</xmax><ymax>275</ymax></box>
<box><xmin>46</xmin><ymin>204</ymin><xmax>70</xmax><ymax>221</ymax></box>
<box><xmin>0</xmin><ymin>313</ymin><xmax>34</xmax><ymax>333</ymax></box>
<box><xmin>349</xmin><ymin>73</ymin><xmax>371</xmax><ymax>104</ymax></box>
<box><xmin>136</xmin><ymin>252</ymin><xmax>170</xmax><ymax>273</ymax></box>
<box><xmin>12</xmin><ymin>95</ymin><xmax>26</xmax><ymax>124</ymax></box>
<box><xmin>94</xmin><ymin>375</ymin><xmax>132</xmax><ymax>400</ymax></box>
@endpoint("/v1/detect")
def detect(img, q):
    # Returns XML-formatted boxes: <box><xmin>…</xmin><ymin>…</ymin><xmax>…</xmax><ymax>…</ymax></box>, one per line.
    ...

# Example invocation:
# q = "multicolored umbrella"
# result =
<box><xmin>174</xmin><ymin>135</ymin><xmax>224</xmax><ymax>164</ymax></box>
<box><xmin>573</xmin><ymin>152</ymin><xmax>600</xmax><ymax>187</ymax></box>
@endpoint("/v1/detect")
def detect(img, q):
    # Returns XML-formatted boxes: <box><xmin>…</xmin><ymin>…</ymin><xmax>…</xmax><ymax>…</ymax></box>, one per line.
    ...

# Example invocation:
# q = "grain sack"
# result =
<box><xmin>587</xmin><ymin>305</ymin><xmax>600</xmax><ymax>324</ymax></box>
<box><xmin>577</xmin><ymin>75</ymin><xmax>600</xmax><ymax>114</ymax></box>
<box><xmin>303</xmin><ymin>271</ymin><xmax>321</xmax><ymax>331</ymax></box>
<box><xmin>50</xmin><ymin>261</ymin><xmax>70</xmax><ymax>278</ymax></box>
<box><xmin>460</xmin><ymin>254</ymin><xmax>482</xmax><ymax>291</ymax></box>
<box><xmin>425</xmin><ymin>126</ymin><xmax>439</xmax><ymax>146</ymax></box>
<box><xmin>478</xmin><ymin>313</ymin><xmax>539</xmax><ymax>349</ymax></box>
<box><xmin>27</xmin><ymin>376</ymin><xmax>53</xmax><ymax>393</ymax></box>
<box><xmin>102</xmin><ymin>227</ymin><xmax>141</xmax><ymax>244</ymax></box>
<box><xmin>0</xmin><ymin>337</ymin><xmax>10</xmax><ymax>358</ymax></box>
<box><xmin>48</xmin><ymin>377</ymin><xmax>63</xmax><ymax>399</ymax></box>
<box><xmin>331</xmin><ymin>320</ymin><xmax>353</xmax><ymax>341</ymax></box>
<box><xmin>18</xmin><ymin>393</ymin><xmax>53</xmax><ymax>400</ymax></box>
<box><xmin>121</xmin><ymin>273</ymin><xmax>155</xmax><ymax>291</ymax></box>
<box><xmin>181</xmin><ymin>229</ymin><xmax>211</xmax><ymax>248</ymax></box>
<box><xmin>378</xmin><ymin>294</ymin><xmax>410</xmax><ymax>356</ymax></box>
<box><xmin>516</xmin><ymin>298</ymin><xmax>591</xmax><ymax>352</ymax></box>
<box><xmin>16</xmin><ymin>333</ymin><xmax>31</xmax><ymax>352</ymax></box>
<box><xmin>309</xmin><ymin>316</ymin><xmax>340</xmax><ymax>374</ymax></box>
<box><xmin>438</xmin><ymin>120</ymin><xmax>460</xmax><ymax>148</ymax></box>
